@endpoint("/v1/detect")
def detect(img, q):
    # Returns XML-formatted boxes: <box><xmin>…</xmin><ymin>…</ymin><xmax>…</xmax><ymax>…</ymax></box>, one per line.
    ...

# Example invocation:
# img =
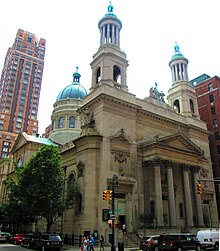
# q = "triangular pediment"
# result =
<box><xmin>139</xmin><ymin>132</ymin><xmax>204</xmax><ymax>157</ymax></box>
<box><xmin>11</xmin><ymin>132</ymin><xmax>28</xmax><ymax>153</ymax></box>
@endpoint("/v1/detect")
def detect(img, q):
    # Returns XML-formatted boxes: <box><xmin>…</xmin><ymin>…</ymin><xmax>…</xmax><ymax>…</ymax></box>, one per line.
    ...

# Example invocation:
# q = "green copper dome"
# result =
<box><xmin>56</xmin><ymin>67</ymin><xmax>88</xmax><ymax>101</ymax></box>
<box><xmin>171</xmin><ymin>42</ymin><xmax>186</xmax><ymax>59</ymax></box>
<box><xmin>170</xmin><ymin>42</ymin><xmax>188</xmax><ymax>64</ymax></box>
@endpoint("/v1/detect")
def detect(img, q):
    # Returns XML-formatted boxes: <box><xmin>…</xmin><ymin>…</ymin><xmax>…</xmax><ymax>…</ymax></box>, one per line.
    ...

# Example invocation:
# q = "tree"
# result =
<box><xmin>18</xmin><ymin>145</ymin><xmax>76</xmax><ymax>233</ymax></box>
<box><xmin>0</xmin><ymin>164</ymin><xmax>35</xmax><ymax>233</ymax></box>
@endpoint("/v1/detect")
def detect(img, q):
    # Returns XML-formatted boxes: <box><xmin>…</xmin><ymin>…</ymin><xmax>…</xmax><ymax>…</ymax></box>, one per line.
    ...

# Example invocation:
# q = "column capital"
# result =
<box><xmin>142</xmin><ymin>157</ymin><xmax>176</xmax><ymax>169</ymax></box>
<box><xmin>191</xmin><ymin>165</ymin><xmax>201</xmax><ymax>173</ymax></box>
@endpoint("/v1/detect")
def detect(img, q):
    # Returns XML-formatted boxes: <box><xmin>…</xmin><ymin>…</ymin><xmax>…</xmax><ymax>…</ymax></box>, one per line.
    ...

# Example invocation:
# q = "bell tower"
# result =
<box><xmin>90</xmin><ymin>2</ymin><xmax>129</xmax><ymax>92</ymax></box>
<box><xmin>167</xmin><ymin>43</ymin><xmax>199</xmax><ymax>118</ymax></box>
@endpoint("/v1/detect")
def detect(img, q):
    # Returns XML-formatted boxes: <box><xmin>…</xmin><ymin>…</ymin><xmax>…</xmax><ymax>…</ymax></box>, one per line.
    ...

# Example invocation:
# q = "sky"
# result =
<box><xmin>0</xmin><ymin>0</ymin><xmax>220</xmax><ymax>134</ymax></box>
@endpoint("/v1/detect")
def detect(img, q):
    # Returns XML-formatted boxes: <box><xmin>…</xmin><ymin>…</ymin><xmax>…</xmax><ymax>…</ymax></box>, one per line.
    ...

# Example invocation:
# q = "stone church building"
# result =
<box><xmin>9</xmin><ymin>2</ymin><xmax>218</xmax><ymax>240</ymax></box>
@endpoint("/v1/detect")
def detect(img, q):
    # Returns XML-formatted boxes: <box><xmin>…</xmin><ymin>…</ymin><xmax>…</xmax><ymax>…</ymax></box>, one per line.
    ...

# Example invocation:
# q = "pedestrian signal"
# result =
<box><xmin>103</xmin><ymin>190</ymin><xmax>108</xmax><ymax>200</ymax></box>
<box><xmin>109</xmin><ymin>190</ymin><xmax>113</xmax><ymax>201</ymax></box>
<box><xmin>197</xmin><ymin>183</ymin><xmax>202</xmax><ymax>195</ymax></box>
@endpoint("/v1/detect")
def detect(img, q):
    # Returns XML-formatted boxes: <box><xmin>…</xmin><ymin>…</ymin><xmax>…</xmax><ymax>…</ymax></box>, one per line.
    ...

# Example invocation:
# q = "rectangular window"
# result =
<box><xmin>16</xmin><ymin>123</ymin><xmax>22</xmax><ymax>128</ymax></box>
<box><xmin>213</xmin><ymin>119</ymin><xmax>218</xmax><ymax>128</ymax></box>
<box><xmin>209</xmin><ymin>94</ymin><xmax>214</xmax><ymax>104</ymax></box>
<box><xmin>217</xmin><ymin>145</ymin><xmax>220</xmax><ymax>154</ymax></box>
<box><xmin>211</xmin><ymin>106</ymin><xmax>216</xmax><ymax>115</ymax></box>
<box><xmin>215</xmin><ymin>132</ymin><xmax>220</xmax><ymax>140</ymax></box>
<box><xmin>17</xmin><ymin>118</ymin><xmax>22</xmax><ymax>122</ymax></box>
<box><xmin>28</xmin><ymin>36</ymin><xmax>32</xmax><ymax>43</ymax></box>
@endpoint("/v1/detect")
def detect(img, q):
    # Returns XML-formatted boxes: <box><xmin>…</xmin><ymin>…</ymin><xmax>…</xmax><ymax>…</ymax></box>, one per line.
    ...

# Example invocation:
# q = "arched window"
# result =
<box><xmin>174</xmin><ymin>99</ymin><xmax>180</xmax><ymax>113</ymax></box>
<box><xmin>67</xmin><ymin>173</ymin><xmax>75</xmax><ymax>188</ymax></box>
<box><xmin>96</xmin><ymin>67</ymin><xmax>101</xmax><ymax>84</ymax></box>
<box><xmin>58</xmin><ymin>117</ymin><xmax>64</xmax><ymax>128</ymax></box>
<box><xmin>17</xmin><ymin>158</ymin><xmax>23</xmax><ymax>167</ymax></box>
<box><xmin>67</xmin><ymin>173</ymin><xmax>76</xmax><ymax>206</ymax></box>
<box><xmin>190</xmin><ymin>99</ymin><xmax>195</xmax><ymax>113</ymax></box>
<box><xmin>69</xmin><ymin>116</ymin><xmax>75</xmax><ymax>128</ymax></box>
<box><xmin>208</xmin><ymin>83</ymin><xmax>213</xmax><ymax>91</ymax></box>
<box><xmin>51</xmin><ymin>120</ymin><xmax>55</xmax><ymax>130</ymax></box>
<box><xmin>113</xmin><ymin>65</ymin><xmax>121</xmax><ymax>84</ymax></box>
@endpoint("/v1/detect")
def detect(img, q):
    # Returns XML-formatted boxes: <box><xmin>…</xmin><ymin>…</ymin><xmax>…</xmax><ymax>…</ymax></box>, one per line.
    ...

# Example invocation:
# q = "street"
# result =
<box><xmin>0</xmin><ymin>243</ymin><xmax>218</xmax><ymax>251</ymax></box>
<box><xmin>0</xmin><ymin>243</ymin><xmax>26</xmax><ymax>250</ymax></box>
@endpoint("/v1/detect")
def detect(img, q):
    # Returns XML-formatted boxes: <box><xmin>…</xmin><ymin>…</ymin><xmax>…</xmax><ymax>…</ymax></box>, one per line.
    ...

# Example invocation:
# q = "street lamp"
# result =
<box><xmin>111</xmin><ymin>174</ymin><xmax>118</xmax><ymax>251</ymax></box>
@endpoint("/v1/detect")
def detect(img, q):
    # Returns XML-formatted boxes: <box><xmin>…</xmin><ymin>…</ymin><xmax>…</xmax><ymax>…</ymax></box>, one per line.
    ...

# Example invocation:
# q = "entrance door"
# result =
<box><xmin>118</xmin><ymin>215</ymin><xmax>125</xmax><ymax>230</ymax></box>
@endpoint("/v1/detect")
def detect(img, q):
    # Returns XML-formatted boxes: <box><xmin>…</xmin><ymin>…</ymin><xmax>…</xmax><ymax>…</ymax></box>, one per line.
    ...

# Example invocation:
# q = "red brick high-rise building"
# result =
<box><xmin>192</xmin><ymin>74</ymin><xmax>220</xmax><ymax>217</ymax></box>
<box><xmin>0</xmin><ymin>29</ymin><xmax>46</xmax><ymax>158</ymax></box>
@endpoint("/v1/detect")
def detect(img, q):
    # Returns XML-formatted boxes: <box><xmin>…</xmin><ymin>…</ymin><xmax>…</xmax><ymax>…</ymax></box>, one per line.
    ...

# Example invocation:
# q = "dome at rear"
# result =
<box><xmin>56</xmin><ymin>67</ymin><xmax>88</xmax><ymax>101</ymax></box>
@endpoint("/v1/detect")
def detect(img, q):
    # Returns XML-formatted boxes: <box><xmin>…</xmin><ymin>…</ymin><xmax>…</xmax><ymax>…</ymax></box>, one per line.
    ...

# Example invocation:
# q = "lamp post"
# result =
<box><xmin>111</xmin><ymin>174</ymin><xmax>118</xmax><ymax>251</ymax></box>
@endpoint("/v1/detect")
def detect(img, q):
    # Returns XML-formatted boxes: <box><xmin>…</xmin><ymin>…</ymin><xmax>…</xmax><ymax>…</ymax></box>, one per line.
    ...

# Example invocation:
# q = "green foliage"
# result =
<box><xmin>65</xmin><ymin>182</ymin><xmax>79</xmax><ymax>209</ymax></box>
<box><xmin>18</xmin><ymin>145</ymin><xmax>65</xmax><ymax>232</ymax></box>
<box><xmin>0</xmin><ymin>144</ymin><xmax>79</xmax><ymax>233</ymax></box>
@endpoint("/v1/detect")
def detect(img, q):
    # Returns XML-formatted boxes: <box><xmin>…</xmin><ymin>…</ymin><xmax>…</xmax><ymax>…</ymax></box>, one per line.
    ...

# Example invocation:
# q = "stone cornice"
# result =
<box><xmin>142</xmin><ymin>157</ymin><xmax>200</xmax><ymax>170</ymax></box>
<box><xmin>80</xmin><ymin>89</ymin><xmax>209</xmax><ymax>136</ymax></box>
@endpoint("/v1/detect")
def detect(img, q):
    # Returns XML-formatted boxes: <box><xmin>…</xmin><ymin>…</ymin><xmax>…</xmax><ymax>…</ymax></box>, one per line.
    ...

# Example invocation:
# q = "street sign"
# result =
<box><xmin>109</xmin><ymin>210</ymin><xmax>121</xmax><ymax>214</ymax></box>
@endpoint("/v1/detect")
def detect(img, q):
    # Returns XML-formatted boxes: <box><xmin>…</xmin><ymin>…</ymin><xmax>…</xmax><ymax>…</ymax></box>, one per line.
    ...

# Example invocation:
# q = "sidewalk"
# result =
<box><xmin>62</xmin><ymin>245</ymin><xmax>140</xmax><ymax>251</ymax></box>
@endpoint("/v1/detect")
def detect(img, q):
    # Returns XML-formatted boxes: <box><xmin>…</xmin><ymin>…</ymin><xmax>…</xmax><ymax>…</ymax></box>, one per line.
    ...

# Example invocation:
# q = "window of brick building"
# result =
<box><xmin>217</xmin><ymin>145</ymin><xmax>220</xmax><ymax>154</ymax></box>
<box><xmin>215</xmin><ymin>131</ymin><xmax>220</xmax><ymax>140</ymax></box>
<box><xmin>211</xmin><ymin>106</ymin><xmax>216</xmax><ymax>115</ymax></box>
<box><xmin>208</xmin><ymin>83</ymin><xmax>213</xmax><ymax>91</ymax></box>
<box><xmin>213</xmin><ymin>119</ymin><xmax>218</xmax><ymax>128</ymax></box>
<box><xmin>209</xmin><ymin>94</ymin><xmax>214</xmax><ymax>104</ymax></box>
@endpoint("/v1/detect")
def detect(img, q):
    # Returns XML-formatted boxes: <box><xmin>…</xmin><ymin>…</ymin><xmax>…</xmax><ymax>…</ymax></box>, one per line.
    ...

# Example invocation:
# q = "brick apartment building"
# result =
<box><xmin>0</xmin><ymin>29</ymin><xmax>46</xmax><ymax>158</ymax></box>
<box><xmin>192</xmin><ymin>74</ymin><xmax>220</xmax><ymax>217</ymax></box>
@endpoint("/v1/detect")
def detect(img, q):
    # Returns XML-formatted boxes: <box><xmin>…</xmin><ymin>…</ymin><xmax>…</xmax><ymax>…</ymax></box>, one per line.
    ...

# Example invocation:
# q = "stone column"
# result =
<box><xmin>174</xmin><ymin>64</ymin><xmax>178</xmax><ymax>82</ymax></box>
<box><xmin>171</xmin><ymin>67</ymin><xmax>175</xmax><ymax>83</ymax></box>
<box><xmin>100</xmin><ymin>26</ymin><xmax>104</xmax><ymax>45</ymax></box>
<box><xmin>125</xmin><ymin>198</ymin><xmax>133</xmax><ymax>233</ymax></box>
<box><xmin>193</xmin><ymin>168</ymin><xmax>204</xmax><ymax>227</ymax></box>
<box><xmin>181</xmin><ymin>64</ymin><xmax>184</xmax><ymax>80</ymax></box>
<box><xmin>107</xmin><ymin>24</ymin><xmax>110</xmax><ymax>43</ymax></box>
<box><xmin>154</xmin><ymin>164</ymin><xmax>164</xmax><ymax>227</ymax></box>
<box><xmin>184</xmin><ymin>64</ymin><xmax>189</xmax><ymax>81</ymax></box>
<box><xmin>64</xmin><ymin>114</ymin><xmax>68</xmax><ymax>128</ymax></box>
<box><xmin>178</xmin><ymin>64</ymin><xmax>182</xmax><ymax>80</ymax></box>
<box><xmin>112</xmin><ymin>24</ymin><xmax>115</xmax><ymax>44</ymax></box>
<box><xmin>183</xmin><ymin>64</ymin><xmax>187</xmax><ymax>81</ymax></box>
<box><xmin>116</xmin><ymin>27</ymin><xmax>119</xmax><ymax>47</ymax></box>
<box><xmin>183</xmin><ymin>167</ymin><xmax>194</xmax><ymax>227</ymax></box>
<box><xmin>55</xmin><ymin>117</ymin><xmax>58</xmax><ymax>129</ymax></box>
<box><xmin>167</xmin><ymin>166</ymin><xmax>177</xmax><ymax>227</ymax></box>
<box><xmin>103</xmin><ymin>25</ymin><xmax>106</xmax><ymax>45</ymax></box>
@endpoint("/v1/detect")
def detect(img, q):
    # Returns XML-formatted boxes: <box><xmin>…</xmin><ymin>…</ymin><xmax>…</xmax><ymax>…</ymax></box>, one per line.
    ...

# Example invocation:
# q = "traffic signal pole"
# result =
<box><xmin>111</xmin><ymin>182</ymin><xmax>115</xmax><ymax>251</ymax></box>
<box><xmin>111</xmin><ymin>174</ymin><xmax>118</xmax><ymax>251</ymax></box>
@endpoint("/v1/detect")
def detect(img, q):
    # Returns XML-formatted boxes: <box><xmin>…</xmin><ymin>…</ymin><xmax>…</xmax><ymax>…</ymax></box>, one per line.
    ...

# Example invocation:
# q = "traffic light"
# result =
<box><xmin>197</xmin><ymin>182</ymin><xmax>202</xmax><ymax>195</ymax></box>
<box><xmin>109</xmin><ymin>190</ymin><xmax>113</xmax><ymax>201</ymax></box>
<box><xmin>103</xmin><ymin>190</ymin><xmax>108</xmax><ymax>200</ymax></box>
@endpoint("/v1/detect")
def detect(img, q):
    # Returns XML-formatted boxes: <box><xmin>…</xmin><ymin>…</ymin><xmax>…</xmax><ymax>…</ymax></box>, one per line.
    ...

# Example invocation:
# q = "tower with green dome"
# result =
<box><xmin>90</xmin><ymin>2</ymin><xmax>129</xmax><ymax>92</ymax></box>
<box><xmin>49</xmin><ymin>67</ymin><xmax>88</xmax><ymax>145</ymax></box>
<box><xmin>167</xmin><ymin>43</ymin><xmax>199</xmax><ymax>118</ymax></box>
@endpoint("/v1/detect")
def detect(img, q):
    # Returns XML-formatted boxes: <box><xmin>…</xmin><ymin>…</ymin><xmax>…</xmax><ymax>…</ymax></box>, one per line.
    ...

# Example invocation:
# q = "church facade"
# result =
<box><xmin>9</xmin><ymin>3</ymin><xmax>218</xmax><ymax>239</ymax></box>
<box><xmin>58</xmin><ymin>3</ymin><xmax>218</xmax><ymax>236</ymax></box>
